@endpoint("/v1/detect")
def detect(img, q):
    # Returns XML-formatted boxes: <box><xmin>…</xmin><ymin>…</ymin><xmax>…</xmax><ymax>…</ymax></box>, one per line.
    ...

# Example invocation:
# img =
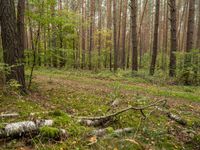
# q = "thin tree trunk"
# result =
<box><xmin>98</xmin><ymin>0</ymin><xmax>102</xmax><ymax>69</ymax></box>
<box><xmin>51</xmin><ymin>2</ymin><xmax>57</xmax><ymax>68</ymax></box>
<box><xmin>89</xmin><ymin>0</ymin><xmax>95</xmax><ymax>70</ymax></box>
<box><xmin>106</xmin><ymin>0</ymin><xmax>112</xmax><ymax>71</ymax></box>
<box><xmin>169</xmin><ymin>0</ymin><xmax>177</xmax><ymax>77</ymax></box>
<box><xmin>113</xmin><ymin>0</ymin><xmax>118</xmax><ymax>72</ymax></box>
<box><xmin>186</xmin><ymin>0</ymin><xmax>195</xmax><ymax>52</ymax></box>
<box><xmin>149</xmin><ymin>0</ymin><xmax>160</xmax><ymax>75</ymax></box>
<box><xmin>196</xmin><ymin>1</ymin><xmax>200</xmax><ymax>49</ymax></box>
<box><xmin>81</xmin><ymin>0</ymin><xmax>86</xmax><ymax>69</ymax></box>
<box><xmin>117</xmin><ymin>0</ymin><xmax>122</xmax><ymax>65</ymax></box>
<box><xmin>131</xmin><ymin>0</ymin><xmax>138</xmax><ymax>71</ymax></box>
<box><xmin>121</xmin><ymin>0</ymin><xmax>128</xmax><ymax>69</ymax></box>
<box><xmin>138</xmin><ymin>0</ymin><xmax>149</xmax><ymax>68</ymax></box>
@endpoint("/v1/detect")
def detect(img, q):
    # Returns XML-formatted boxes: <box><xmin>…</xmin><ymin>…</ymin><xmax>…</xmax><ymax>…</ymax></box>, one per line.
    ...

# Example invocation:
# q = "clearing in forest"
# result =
<box><xmin>0</xmin><ymin>69</ymin><xmax>200</xmax><ymax>150</ymax></box>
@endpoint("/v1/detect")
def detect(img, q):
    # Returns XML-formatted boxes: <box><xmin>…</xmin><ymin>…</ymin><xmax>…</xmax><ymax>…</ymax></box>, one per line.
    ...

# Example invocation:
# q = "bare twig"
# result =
<box><xmin>78</xmin><ymin>99</ymin><xmax>167</xmax><ymax>121</ymax></box>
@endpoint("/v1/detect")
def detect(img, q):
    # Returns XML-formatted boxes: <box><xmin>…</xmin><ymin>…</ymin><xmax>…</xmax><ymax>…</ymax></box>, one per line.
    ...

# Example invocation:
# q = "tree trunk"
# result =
<box><xmin>98</xmin><ymin>0</ymin><xmax>102</xmax><ymax>69</ymax></box>
<box><xmin>138</xmin><ymin>0</ymin><xmax>149</xmax><ymax>68</ymax></box>
<box><xmin>89</xmin><ymin>0</ymin><xmax>95</xmax><ymax>70</ymax></box>
<box><xmin>186</xmin><ymin>0</ymin><xmax>195</xmax><ymax>52</ymax></box>
<box><xmin>113</xmin><ymin>0</ymin><xmax>118</xmax><ymax>72</ymax></box>
<box><xmin>196</xmin><ymin>1</ymin><xmax>200</xmax><ymax>49</ymax></box>
<box><xmin>17</xmin><ymin>0</ymin><xmax>26</xmax><ymax>91</ymax></box>
<box><xmin>106</xmin><ymin>0</ymin><xmax>112</xmax><ymax>71</ymax></box>
<box><xmin>51</xmin><ymin>1</ymin><xmax>57</xmax><ymax>68</ymax></box>
<box><xmin>81</xmin><ymin>0</ymin><xmax>86</xmax><ymax>69</ymax></box>
<box><xmin>149</xmin><ymin>0</ymin><xmax>160</xmax><ymax>75</ymax></box>
<box><xmin>0</xmin><ymin>0</ymin><xmax>26</xmax><ymax>92</ymax></box>
<box><xmin>131</xmin><ymin>0</ymin><xmax>138</xmax><ymax>71</ymax></box>
<box><xmin>121</xmin><ymin>0</ymin><xmax>128</xmax><ymax>69</ymax></box>
<box><xmin>169</xmin><ymin>0</ymin><xmax>177</xmax><ymax>77</ymax></box>
<box><xmin>117</xmin><ymin>0</ymin><xmax>122</xmax><ymax>65</ymax></box>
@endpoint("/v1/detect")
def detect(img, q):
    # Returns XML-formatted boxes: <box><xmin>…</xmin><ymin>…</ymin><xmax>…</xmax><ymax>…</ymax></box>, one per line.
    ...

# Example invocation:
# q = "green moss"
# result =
<box><xmin>39</xmin><ymin>126</ymin><xmax>60</xmax><ymax>138</ymax></box>
<box><xmin>106</xmin><ymin>127</ymin><xmax>114</xmax><ymax>134</ymax></box>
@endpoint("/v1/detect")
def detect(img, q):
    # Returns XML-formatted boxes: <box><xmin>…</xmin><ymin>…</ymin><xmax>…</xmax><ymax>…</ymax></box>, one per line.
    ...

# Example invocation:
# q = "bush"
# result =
<box><xmin>176</xmin><ymin>50</ymin><xmax>200</xmax><ymax>85</ymax></box>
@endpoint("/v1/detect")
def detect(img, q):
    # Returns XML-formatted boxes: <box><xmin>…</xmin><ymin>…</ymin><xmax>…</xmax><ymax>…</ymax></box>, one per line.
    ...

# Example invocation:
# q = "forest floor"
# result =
<box><xmin>0</xmin><ymin>68</ymin><xmax>200</xmax><ymax>150</ymax></box>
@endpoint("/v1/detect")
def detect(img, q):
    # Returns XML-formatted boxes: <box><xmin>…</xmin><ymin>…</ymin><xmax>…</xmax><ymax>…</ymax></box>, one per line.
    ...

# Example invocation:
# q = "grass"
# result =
<box><xmin>0</xmin><ymin>68</ymin><xmax>200</xmax><ymax>149</ymax></box>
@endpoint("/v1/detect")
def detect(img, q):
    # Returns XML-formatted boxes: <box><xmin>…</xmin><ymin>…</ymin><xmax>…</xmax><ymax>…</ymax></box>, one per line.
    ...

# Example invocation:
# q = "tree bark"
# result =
<box><xmin>98</xmin><ymin>0</ymin><xmax>102</xmax><ymax>69</ymax></box>
<box><xmin>121</xmin><ymin>0</ymin><xmax>128</xmax><ymax>69</ymax></box>
<box><xmin>131</xmin><ymin>0</ymin><xmax>138</xmax><ymax>71</ymax></box>
<box><xmin>0</xmin><ymin>0</ymin><xmax>26</xmax><ymax>92</ymax></box>
<box><xmin>113</xmin><ymin>0</ymin><xmax>118</xmax><ymax>72</ymax></box>
<box><xmin>196</xmin><ymin>1</ymin><xmax>200</xmax><ymax>49</ymax></box>
<box><xmin>89</xmin><ymin>0</ymin><xmax>95</xmax><ymax>70</ymax></box>
<box><xmin>169</xmin><ymin>0</ymin><xmax>177</xmax><ymax>77</ymax></box>
<box><xmin>186</xmin><ymin>0</ymin><xmax>195</xmax><ymax>52</ymax></box>
<box><xmin>106</xmin><ymin>0</ymin><xmax>112</xmax><ymax>70</ymax></box>
<box><xmin>81</xmin><ymin>0</ymin><xmax>86</xmax><ymax>69</ymax></box>
<box><xmin>149</xmin><ymin>0</ymin><xmax>160</xmax><ymax>75</ymax></box>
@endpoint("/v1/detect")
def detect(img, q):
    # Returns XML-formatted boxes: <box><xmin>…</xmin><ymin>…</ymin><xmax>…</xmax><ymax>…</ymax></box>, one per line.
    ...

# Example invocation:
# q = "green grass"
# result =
<box><xmin>0</xmin><ymin>68</ymin><xmax>200</xmax><ymax>149</ymax></box>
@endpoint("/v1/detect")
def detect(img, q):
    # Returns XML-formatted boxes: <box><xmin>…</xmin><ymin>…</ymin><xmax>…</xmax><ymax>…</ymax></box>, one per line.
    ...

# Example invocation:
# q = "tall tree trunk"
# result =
<box><xmin>51</xmin><ymin>1</ymin><xmax>57</xmax><ymax>68</ymax></box>
<box><xmin>184</xmin><ymin>0</ymin><xmax>195</xmax><ymax>84</ymax></box>
<box><xmin>113</xmin><ymin>0</ymin><xmax>118</xmax><ymax>72</ymax></box>
<box><xmin>106</xmin><ymin>0</ymin><xmax>112</xmax><ymax>70</ymax></box>
<box><xmin>169</xmin><ymin>0</ymin><xmax>177</xmax><ymax>77</ymax></box>
<box><xmin>186</xmin><ymin>0</ymin><xmax>195</xmax><ymax>52</ymax></box>
<box><xmin>58</xmin><ymin>0</ymin><xmax>65</xmax><ymax>68</ymax></box>
<box><xmin>196</xmin><ymin>1</ymin><xmax>200</xmax><ymax>49</ymax></box>
<box><xmin>89</xmin><ymin>0</ymin><xmax>95</xmax><ymax>70</ymax></box>
<box><xmin>121</xmin><ymin>0</ymin><xmax>128</xmax><ymax>69</ymax></box>
<box><xmin>17</xmin><ymin>0</ymin><xmax>26</xmax><ymax>90</ymax></box>
<box><xmin>138</xmin><ymin>0</ymin><xmax>149</xmax><ymax>68</ymax></box>
<box><xmin>98</xmin><ymin>0</ymin><xmax>102</xmax><ymax>69</ymax></box>
<box><xmin>149</xmin><ymin>0</ymin><xmax>160</xmax><ymax>75</ymax></box>
<box><xmin>161</xmin><ymin>0</ymin><xmax>168</xmax><ymax>71</ymax></box>
<box><xmin>81</xmin><ymin>0</ymin><xmax>86</xmax><ymax>68</ymax></box>
<box><xmin>0</xmin><ymin>0</ymin><xmax>26</xmax><ymax>92</ymax></box>
<box><xmin>131</xmin><ymin>0</ymin><xmax>138</xmax><ymax>71</ymax></box>
<box><xmin>117</xmin><ymin>0</ymin><xmax>122</xmax><ymax>64</ymax></box>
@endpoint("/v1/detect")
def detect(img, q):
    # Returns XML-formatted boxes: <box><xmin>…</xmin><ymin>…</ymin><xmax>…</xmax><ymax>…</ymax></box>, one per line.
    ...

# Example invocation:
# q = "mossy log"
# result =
<box><xmin>0</xmin><ymin>120</ymin><xmax>67</xmax><ymax>139</ymax></box>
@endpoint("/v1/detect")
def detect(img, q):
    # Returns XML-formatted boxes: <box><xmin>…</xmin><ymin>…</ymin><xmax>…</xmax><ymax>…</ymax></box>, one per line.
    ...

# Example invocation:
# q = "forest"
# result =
<box><xmin>0</xmin><ymin>0</ymin><xmax>200</xmax><ymax>149</ymax></box>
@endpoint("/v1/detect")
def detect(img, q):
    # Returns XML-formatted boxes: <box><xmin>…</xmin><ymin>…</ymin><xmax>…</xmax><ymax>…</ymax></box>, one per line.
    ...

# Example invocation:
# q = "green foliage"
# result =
<box><xmin>109</xmin><ymin>81</ymin><xmax>122</xmax><ymax>100</ymax></box>
<box><xmin>176</xmin><ymin>50</ymin><xmax>200</xmax><ymax>85</ymax></box>
<box><xmin>39</xmin><ymin>126</ymin><xmax>60</xmax><ymax>139</ymax></box>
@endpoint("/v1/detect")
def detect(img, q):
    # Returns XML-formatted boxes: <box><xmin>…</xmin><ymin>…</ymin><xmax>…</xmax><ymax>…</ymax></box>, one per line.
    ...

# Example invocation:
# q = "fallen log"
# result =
<box><xmin>0</xmin><ymin>120</ymin><xmax>67</xmax><ymax>140</ymax></box>
<box><xmin>0</xmin><ymin>120</ymin><xmax>53</xmax><ymax>138</ymax></box>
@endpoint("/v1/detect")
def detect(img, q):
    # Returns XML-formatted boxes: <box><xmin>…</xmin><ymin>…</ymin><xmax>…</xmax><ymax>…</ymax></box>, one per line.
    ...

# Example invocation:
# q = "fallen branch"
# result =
<box><xmin>155</xmin><ymin>107</ymin><xmax>187</xmax><ymax>125</ymax></box>
<box><xmin>0</xmin><ymin>113</ymin><xmax>19</xmax><ymax>118</ymax></box>
<box><xmin>90</xmin><ymin>127</ymin><xmax>134</xmax><ymax>137</ymax></box>
<box><xmin>78</xmin><ymin>100</ymin><xmax>167</xmax><ymax>126</ymax></box>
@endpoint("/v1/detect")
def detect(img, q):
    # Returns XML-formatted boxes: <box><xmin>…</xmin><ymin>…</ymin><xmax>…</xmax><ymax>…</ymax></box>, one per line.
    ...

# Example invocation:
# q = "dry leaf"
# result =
<box><xmin>88</xmin><ymin>136</ymin><xmax>97</xmax><ymax>145</ymax></box>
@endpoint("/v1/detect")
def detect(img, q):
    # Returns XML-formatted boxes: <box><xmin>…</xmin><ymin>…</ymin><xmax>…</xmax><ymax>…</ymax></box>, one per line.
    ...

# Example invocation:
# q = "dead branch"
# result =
<box><xmin>78</xmin><ymin>100</ymin><xmax>167</xmax><ymax>126</ymax></box>
<box><xmin>156</xmin><ymin>107</ymin><xmax>187</xmax><ymax>126</ymax></box>
<box><xmin>90</xmin><ymin>127</ymin><xmax>134</xmax><ymax>137</ymax></box>
<box><xmin>0</xmin><ymin>113</ymin><xmax>19</xmax><ymax>118</ymax></box>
